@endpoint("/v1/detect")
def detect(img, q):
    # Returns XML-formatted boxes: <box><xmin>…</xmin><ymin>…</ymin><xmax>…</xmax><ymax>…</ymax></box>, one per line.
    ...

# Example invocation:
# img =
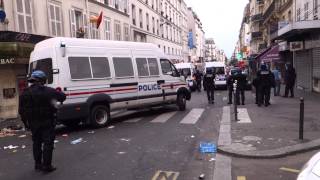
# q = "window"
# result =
<box><xmin>90</xmin><ymin>15</ymin><xmax>100</xmax><ymax>39</ymax></box>
<box><xmin>113</xmin><ymin>57</ymin><xmax>134</xmax><ymax>77</ymax></box>
<box><xmin>156</xmin><ymin>19</ymin><xmax>159</xmax><ymax>35</ymax></box>
<box><xmin>29</xmin><ymin>58</ymin><xmax>53</xmax><ymax>84</ymax></box>
<box><xmin>91</xmin><ymin>57</ymin><xmax>110</xmax><ymax>78</ymax></box>
<box><xmin>16</xmin><ymin>0</ymin><xmax>33</xmax><ymax>33</ymax></box>
<box><xmin>148</xmin><ymin>58</ymin><xmax>159</xmax><ymax>76</ymax></box>
<box><xmin>304</xmin><ymin>2</ymin><xmax>309</xmax><ymax>20</ymax></box>
<box><xmin>114</xmin><ymin>20</ymin><xmax>121</xmax><ymax>40</ymax></box>
<box><xmin>69</xmin><ymin>9</ymin><xmax>88</xmax><ymax>38</ymax></box>
<box><xmin>146</xmin><ymin>13</ymin><xmax>149</xmax><ymax>31</ymax></box>
<box><xmin>136</xmin><ymin>58</ymin><xmax>149</xmax><ymax>77</ymax></box>
<box><xmin>68</xmin><ymin>57</ymin><xmax>92</xmax><ymax>79</ymax></box>
<box><xmin>139</xmin><ymin>9</ymin><xmax>143</xmax><ymax>28</ymax></box>
<box><xmin>49</xmin><ymin>3</ymin><xmax>63</xmax><ymax>36</ymax></box>
<box><xmin>105</xmin><ymin>18</ymin><xmax>111</xmax><ymax>40</ymax></box>
<box><xmin>109</xmin><ymin>0</ymin><xmax>115</xmax><ymax>7</ymax></box>
<box><xmin>124</xmin><ymin>23</ymin><xmax>130</xmax><ymax>41</ymax></box>
<box><xmin>152</xmin><ymin>17</ymin><xmax>155</xmax><ymax>33</ymax></box>
<box><xmin>160</xmin><ymin>59</ymin><xmax>179</xmax><ymax>77</ymax></box>
<box><xmin>115</xmin><ymin>0</ymin><xmax>119</xmax><ymax>9</ymax></box>
<box><xmin>123</xmin><ymin>0</ymin><xmax>128</xmax><ymax>13</ymax></box>
<box><xmin>132</xmin><ymin>4</ymin><xmax>136</xmax><ymax>25</ymax></box>
<box><xmin>297</xmin><ymin>8</ymin><xmax>301</xmax><ymax>21</ymax></box>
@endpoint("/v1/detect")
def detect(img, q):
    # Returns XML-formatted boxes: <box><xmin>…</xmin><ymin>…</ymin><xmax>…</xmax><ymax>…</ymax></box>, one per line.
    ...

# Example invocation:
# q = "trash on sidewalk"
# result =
<box><xmin>12</xmin><ymin>150</ymin><xmax>18</xmax><ymax>153</ymax></box>
<box><xmin>0</xmin><ymin>128</ymin><xmax>17</xmax><ymax>138</ymax></box>
<box><xmin>199</xmin><ymin>142</ymin><xmax>217</xmax><ymax>153</ymax></box>
<box><xmin>199</xmin><ymin>173</ymin><xmax>205</xmax><ymax>179</ymax></box>
<box><xmin>54</xmin><ymin>140</ymin><xmax>59</xmax><ymax>143</ymax></box>
<box><xmin>21</xmin><ymin>145</ymin><xmax>26</xmax><ymax>149</ymax></box>
<box><xmin>117</xmin><ymin>151</ymin><xmax>126</xmax><ymax>155</ymax></box>
<box><xmin>18</xmin><ymin>135</ymin><xmax>27</xmax><ymax>138</ymax></box>
<box><xmin>4</xmin><ymin>145</ymin><xmax>19</xmax><ymax>150</ymax></box>
<box><xmin>120</xmin><ymin>138</ymin><xmax>131</xmax><ymax>142</ymax></box>
<box><xmin>88</xmin><ymin>131</ymin><xmax>95</xmax><ymax>134</ymax></box>
<box><xmin>209</xmin><ymin>158</ymin><xmax>216</xmax><ymax>162</ymax></box>
<box><xmin>191</xmin><ymin>135</ymin><xmax>195</xmax><ymax>138</ymax></box>
<box><xmin>107</xmin><ymin>126</ymin><xmax>115</xmax><ymax>129</ymax></box>
<box><xmin>70</xmin><ymin>138</ymin><xmax>83</xmax><ymax>145</ymax></box>
<box><xmin>62</xmin><ymin>134</ymin><xmax>68</xmax><ymax>137</ymax></box>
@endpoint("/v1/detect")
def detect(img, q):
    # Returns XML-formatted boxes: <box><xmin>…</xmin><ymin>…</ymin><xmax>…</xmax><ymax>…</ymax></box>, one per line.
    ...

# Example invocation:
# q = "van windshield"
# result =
<box><xmin>29</xmin><ymin>58</ymin><xmax>53</xmax><ymax>84</ymax></box>
<box><xmin>178</xmin><ymin>68</ymin><xmax>191</xmax><ymax>77</ymax></box>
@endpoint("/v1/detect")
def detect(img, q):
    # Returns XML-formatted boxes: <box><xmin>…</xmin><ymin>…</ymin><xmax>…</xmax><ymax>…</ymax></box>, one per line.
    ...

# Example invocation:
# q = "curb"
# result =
<box><xmin>218</xmin><ymin>139</ymin><xmax>320</xmax><ymax>159</ymax></box>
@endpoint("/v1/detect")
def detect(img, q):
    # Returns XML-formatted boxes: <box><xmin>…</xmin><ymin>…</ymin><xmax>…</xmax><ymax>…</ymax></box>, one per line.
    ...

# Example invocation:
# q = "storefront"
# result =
<box><xmin>0</xmin><ymin>31</ymin><xmax>49</xmax><ymax>120</ymax></box>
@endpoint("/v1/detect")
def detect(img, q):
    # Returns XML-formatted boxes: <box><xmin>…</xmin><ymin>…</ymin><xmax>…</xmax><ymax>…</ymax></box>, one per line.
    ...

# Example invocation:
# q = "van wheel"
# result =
<box><xmin>177</xmin><ymin>93</ymin><xmax>186</xmax><ymax>111</ymax></box>
<box><xmin>90</xmin><ymin>105</ymin><xmax>110</xmax><ymax>128</ymax></box>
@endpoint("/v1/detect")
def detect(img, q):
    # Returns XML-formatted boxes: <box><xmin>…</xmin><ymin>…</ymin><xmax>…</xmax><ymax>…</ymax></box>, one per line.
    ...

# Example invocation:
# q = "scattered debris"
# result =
<box><xmin>88</xmin><ymin>131</ymin><xmax>95</xmax><ymax>134</ymax></box>
<box><xmin>4</xmin><ymin>145</ymin><xmax>19</xmax><ymax>150</ymax></box>
<box><xmin>12</xmin><ymin>150</ymin><xmax>18</xmax><ymax>153</ymax></box>
<box><xmin>120</xmin><ymin>138</ymin><xmax>131</xmax><ymax>142</ymax></box>
<box><xmin>0</xmin><ymin>128</ymin><xmax>17</xmax><ymax>138</ymax></box>
<box><xmin>107</xmin><ymin>126</ymin><xmax>115</xmax><ymax>129</ymax></box>
<box><xmin>199</xmin><ymin>173</ymin><xmax>205</xmax><ymax>179</ymax></box>
<box><xmin>199</xmin><ymin>142</ymin><xmax>217</xmax><ymax>153</ymax></box>
<box><xmin>18</xmin><ymin>135</ymin><xmax>27</xmax><ymax>138</ymax></box>
<box><xmin>117</xmin><ymin>152</ymin><xmax>126</xmax><ymax>155</ymax></box>
<box><xmin>7</xmin><ymin>125</ymin><xmax>23</xmax><ymax>131</ymax></box>
<box><xmin>191</xmin><ymin>135</ymin><xmax>195</xmax><ymax>138</ymax></box>
<box><xmin>209</xmin><ymin>158</ymin><xmax>216</xmax><ymax>162</ymax></box>
<box><xmin>62</xmin><ymin>134</ymin><xmax>68</xmax><ymax>137</ymax></box>
<box><xmin>54</xmin><ymin>140</ymin><xmax>59</xmax><ymax>143</ymax></box>
<box><xmin>70</xmin><ymin>138</ymin><xmax>83</xmax><ymax>145</ymax></box>
<box><xmin>21</xmin><ymin>145</ymin><xmax>26</xmax><ymax>149</ymax></box>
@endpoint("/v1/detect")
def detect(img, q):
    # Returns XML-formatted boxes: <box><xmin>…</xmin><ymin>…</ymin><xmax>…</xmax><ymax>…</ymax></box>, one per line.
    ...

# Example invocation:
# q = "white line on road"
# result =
<box><xmin>180</xmin><ymin>108</ymin><xmax>204</xmax><ymax>124</ymax></box>
<box><xmin>124</xmin><ymin>118</ymin><xmax>142</xmax><ymax>123</ymax></box>
<box><xmin>213</xmin><ymin>154</ymin><xmax>232</xmax><ymax>180</ymax></box>
<box><xmin>237</xmin><ymin>108</ymin><xmax>252</xmax><ymax>123</ymax></box>
<box><xmin>150</xmin><ymin>111</ymin><xmax>177</xmax><ymax>123</ymax></box>
<box><xmin>218</xmin><ymin>106</ymin><xmax>231</xmax><ymax>146</ymax></box>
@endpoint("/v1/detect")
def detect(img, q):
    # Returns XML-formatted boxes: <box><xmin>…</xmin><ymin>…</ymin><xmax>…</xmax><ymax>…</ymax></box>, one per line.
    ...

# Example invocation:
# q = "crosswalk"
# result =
<box><xmin>117</xmin><ymin>108</ymin><xmax>205</xmax><ymax>125</ymax></box>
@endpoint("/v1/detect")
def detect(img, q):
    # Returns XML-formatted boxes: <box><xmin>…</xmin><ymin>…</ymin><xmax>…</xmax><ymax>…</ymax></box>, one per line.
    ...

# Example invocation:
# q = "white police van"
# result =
<box><xmin>29</xmin><ymin>37</ymin><xmax>191</xmax><ymax>128</ymax></box>
<box><xmin>205</xmin><ymin>62</ymin><xmax>227</xmax><ymax>89</ymax></box>
<box><xmin>174</xmin><ymin>63</ymin><xmax>197</xmax><ymax>91</ymax></box>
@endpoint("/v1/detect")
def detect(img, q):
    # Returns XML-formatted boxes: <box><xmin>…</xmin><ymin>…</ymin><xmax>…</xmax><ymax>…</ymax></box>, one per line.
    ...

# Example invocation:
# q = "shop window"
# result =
<box><xmin>113</xmin><ymin>57</ymin><xmax>134</xmax><ymax>78</ymax></box>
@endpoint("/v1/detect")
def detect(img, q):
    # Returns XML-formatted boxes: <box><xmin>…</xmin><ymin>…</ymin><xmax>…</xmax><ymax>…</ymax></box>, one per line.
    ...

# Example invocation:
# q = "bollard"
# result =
<box><xmin>299</xmin><ymin>97</ymin><xmax>304</xmax><ymax>140</ymax></box>
<box><xmin>233</xmin><ymin>80</ymin><xmax>238</xmax><ymax>121</ymax></box>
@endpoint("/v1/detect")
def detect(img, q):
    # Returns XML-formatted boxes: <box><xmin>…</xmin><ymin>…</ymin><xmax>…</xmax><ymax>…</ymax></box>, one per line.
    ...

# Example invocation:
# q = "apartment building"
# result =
<box><xmin>0</xmin><ymin>0</ymin><xmax>130</xmax><ymax>119</ymax></box>
<box><xmin>130</xmin><ymin>0</ymin><xmax>183</xmax><ymax>61</ymax></box>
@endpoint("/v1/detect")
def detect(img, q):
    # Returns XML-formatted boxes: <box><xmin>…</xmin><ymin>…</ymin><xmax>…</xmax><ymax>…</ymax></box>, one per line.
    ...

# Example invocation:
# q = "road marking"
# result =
<box><xmin>237</xmin><ymin>108</ymin><xmax>252</xmax><ymax>123</ymax></box>
<box><xmin>223</xmin><ymin>97</ymin><xmax>228</xmax><ymax>101</ymax></box>
<box><xmin>180</xmin><ymin>108</ymin><xmax>204</xmax><ymax>124</ymax></box>
<box><xmin>151</xmin><ymin>170</ymin><xmax>179</xmax><ymax>180</ymax></box>
<box><xmin>124</xmin><ymin>118</ymin><xmax>142</xmax><ymax>123</ymax></box>
<box><xmin>218</xmin><ymin>106</ymin><xmax>231</xmax><ymax>146</ymax></box>
<box><xmin>237</xmin><ymin>176</ymin><xmax>246</xmax><ymax>180</ymax></box>
<box><xmin>213</xmin><ymin>154</ymin><xmax>232</xmax><ymax>180</ymax></box>
<box><xmin>279</xmin><ymin>167</ymin><xmax>300</xmax><ymax>174</ymax></box>
<box><xmin>150</xmin><ymin>112</ymin><xmax>177</xmax><ymax>123</ymax></box>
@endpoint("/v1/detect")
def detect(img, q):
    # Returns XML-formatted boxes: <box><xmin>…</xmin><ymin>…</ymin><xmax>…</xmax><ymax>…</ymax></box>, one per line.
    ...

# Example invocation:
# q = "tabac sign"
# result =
<box><xmin>290</xmin><ymin>41</ymin><xmax>304</xmax><ymax>51</ymax></box>
<box><xmin>0</xmin><ymin>58</ymin><xmax>14</xmax><ymax>64</ymax></box>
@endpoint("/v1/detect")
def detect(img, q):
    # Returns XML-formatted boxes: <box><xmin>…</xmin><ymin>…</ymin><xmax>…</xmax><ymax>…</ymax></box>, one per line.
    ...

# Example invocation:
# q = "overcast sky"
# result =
<box><xmin>185</xmin><ymin>0</ymin><xmax>248</xmax><ymax>58</ymax></box>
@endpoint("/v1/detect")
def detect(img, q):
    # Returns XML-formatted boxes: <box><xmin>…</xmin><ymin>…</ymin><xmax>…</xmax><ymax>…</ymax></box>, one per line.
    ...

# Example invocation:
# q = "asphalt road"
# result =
<box><xmin>1</xmin><ymin>90</ymin><xmax>318</xmax><ymax>180</ymax></box>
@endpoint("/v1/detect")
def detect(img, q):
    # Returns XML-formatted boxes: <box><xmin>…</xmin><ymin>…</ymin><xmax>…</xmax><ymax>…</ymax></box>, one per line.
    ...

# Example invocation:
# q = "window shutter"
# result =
<box><xmin>83</xmin><ymin>13</ymin><xmax>88</xmax><ymax>38</ymax></box>
<box><xmin>69</xmin><ymin>9</ymin><xmax>76</xmax><ymax>37</ymax></box>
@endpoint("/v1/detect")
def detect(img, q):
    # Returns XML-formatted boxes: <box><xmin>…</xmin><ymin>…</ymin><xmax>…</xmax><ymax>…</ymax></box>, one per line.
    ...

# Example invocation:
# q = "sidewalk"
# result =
<box><xmin>218</xmin><ymin>88</ymin><xmax>320</xmax><ymax>158</ymax></box>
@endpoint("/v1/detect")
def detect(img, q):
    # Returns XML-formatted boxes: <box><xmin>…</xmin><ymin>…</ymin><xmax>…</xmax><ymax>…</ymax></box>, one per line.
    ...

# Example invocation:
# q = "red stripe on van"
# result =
<box><xmin>67</xmin><ymin>87</ymin><xmax>137</xmax><ymax>96</ymax></box>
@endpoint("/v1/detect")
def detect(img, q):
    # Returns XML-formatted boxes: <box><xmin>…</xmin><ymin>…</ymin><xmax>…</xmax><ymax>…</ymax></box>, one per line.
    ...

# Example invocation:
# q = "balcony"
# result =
<box><xmin>251</xmin><ymin>13</ymin><xmax>263</xmax><ymax>22</ymax></box>
<box><xmin>251</xmin><ymin>31</ymin><xmax>263</xmax><ymax>39</ymax></box>
<box><xmin>263</xmin><ymin>1</ymin><xmax>275</xmax><ymax>23</ymax></box>
<box><xmin>278</xmin><ymin>0</ymin><xmax>293</xmax><ymax>13</ymax></box>
<box><xmin>257</xmin><ymin>0</ymin><xmax>264</xmax><ymax>5</ymax></box>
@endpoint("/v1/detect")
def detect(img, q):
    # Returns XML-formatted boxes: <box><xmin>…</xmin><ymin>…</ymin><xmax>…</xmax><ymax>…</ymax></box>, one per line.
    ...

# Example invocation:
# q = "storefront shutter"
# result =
<box><xmin>313</xmin><ymin>48</ymin><xmax>320</xmax><ymax>79</ymax></box>
<box><xmin>296</xmin><ymin>50</ymin><xmax>312</xmax><ymax>91</ymax></box>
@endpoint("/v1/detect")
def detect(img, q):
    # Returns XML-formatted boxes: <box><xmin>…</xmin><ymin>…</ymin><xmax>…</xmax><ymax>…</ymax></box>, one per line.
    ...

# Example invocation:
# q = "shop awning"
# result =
<box><xmin>258</xmin><ymin>45</ymin><xmax>280</xmax><ymax>63</ymax></box>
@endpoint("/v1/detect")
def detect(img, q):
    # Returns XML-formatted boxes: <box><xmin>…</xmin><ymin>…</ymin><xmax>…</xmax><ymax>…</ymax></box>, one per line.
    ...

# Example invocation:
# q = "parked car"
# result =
<box><xmin>297</xmin><ymin>151</ymin><xmax>320</xmax><ymax>180</ymax></box>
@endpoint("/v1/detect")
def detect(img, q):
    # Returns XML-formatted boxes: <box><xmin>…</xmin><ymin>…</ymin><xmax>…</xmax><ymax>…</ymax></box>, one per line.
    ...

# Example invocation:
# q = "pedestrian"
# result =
<box><xmin>227</xmin><ymin>70</ymin><xmax>235</xmax><ymax>104</ymax></box>
<box><xmin>256</xmin><ymin>64</ymin><xmax>274</xmax><ymax>107</ymax></box>
<box><xmin>203</xmin><ymin>68</ymin><xmax>215</xmax><ymax>104</ymax></box>
<box><xmin>234</xmin><ymin>69</ymin><xmax>247</xmax><ymax>105</ymax></box>
<box><xmin>19</xmin><ymin>70</ymin><xmax>66</xmax><ymax>173</ymax></box>
<box><xmin>283</xmin><ymin>63</ymin><xmax>296</xmax><ymax>98</ymax></box>
<box><xmin>272</xmin><ymin>66</ymin><xmax>281</xmax><ymax>96</ymax></box>
<box><xmin>193</xmin><ymin>66</ymin><xmax>203</xmax><ymax>92</ymax></box>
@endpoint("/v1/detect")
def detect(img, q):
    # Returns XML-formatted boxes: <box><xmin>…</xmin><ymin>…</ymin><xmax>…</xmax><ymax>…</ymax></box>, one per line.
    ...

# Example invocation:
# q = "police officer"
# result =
<box><xmin>193</xmin><ymin>66</ymin><xmax>203</xmax><ymax>92</ymax></box>
<box><xmin>203</xmin><ymin>68</ymin><xmax>215</xmax><ymax>104</ymax></box>
<box><xmin>234</xmin><ymin>69</ymin><xmax>247</xmax><ymax>105</ymax></box>
<box><xmin>256</xmin><ymin>64</ymin><xmax>274</xmax><ymax>107</ymax></box>
<box><xmin>19</xmin><ymin>70</ymin><xmax>66</xmax><ymax>173</ymax></box>
<box><xmin>227</xmin><ymin>70</ymin><xmax>235</xmax><ymax>104</ymax></box>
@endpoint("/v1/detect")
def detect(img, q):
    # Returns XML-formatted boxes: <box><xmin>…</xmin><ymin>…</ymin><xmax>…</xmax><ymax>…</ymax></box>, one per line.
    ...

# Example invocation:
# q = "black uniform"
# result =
<box><xmin>256</xmin><ymin>69</ymin><xmax>274</xmax><ymax>106</ymax></box>
<box><xmin>193</xmin><ymin>70</ymin><xmax>203</xmax><ymax>92</ymax></box>
<box><xmin>227</xmin><ymin>74</ymin><xmax>235</xmax><ymax>104</ymax></box>
<box><xmin>19</xmin><ymin>84</ymin><xmax>66</xmax><ymax>170</ymax></box>
<box><xmin>203</xmin><ymin>73</ymin><xmax>215</xmax><ymax>104</ymax></box>
<box><xmin>284</xmin><ymin>65</ymin><xmax>296</xmax><ymax>97</ymax></box>
<box><xmin>234</xmin><ymin>73</ymin><xmax>247</xmax><ymax>105</ymax></box>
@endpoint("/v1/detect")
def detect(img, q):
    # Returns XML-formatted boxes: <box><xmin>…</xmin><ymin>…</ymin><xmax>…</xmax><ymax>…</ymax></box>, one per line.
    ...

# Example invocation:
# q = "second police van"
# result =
<box><xmin>29</xmin><ymin>37</ymin><xmax>191</xmax><ymax>128</ymax></box>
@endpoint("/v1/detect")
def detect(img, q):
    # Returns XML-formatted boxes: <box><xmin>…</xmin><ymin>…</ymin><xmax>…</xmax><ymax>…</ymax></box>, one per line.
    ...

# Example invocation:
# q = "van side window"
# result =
<box><xmin>148</xmin><ymin>58</ymin><xmax>159</xmax><ymax>76</ymax></box>
<box><xmin>136</xmin><ymin>58</ymin><xmax>149</xmax><ymax>77</ymax></box>
<box><xmin>113</xmin><ymin>57</ymin><xmax>134</xmax><ymax>78</ymax></box>
<box><xmin>68</xmin><ymin>57</ymin><xmax>92</xmax><ymax>79</ymax></box>
<box><xmin>91</xmin><ymin>57</ymin><xmax>110</xmax><ymax>78</ymax></box>
<box><xmin>160</xmin><ymin>59</ymin><xmax>179</xmax><ymax>77</ymax></box>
